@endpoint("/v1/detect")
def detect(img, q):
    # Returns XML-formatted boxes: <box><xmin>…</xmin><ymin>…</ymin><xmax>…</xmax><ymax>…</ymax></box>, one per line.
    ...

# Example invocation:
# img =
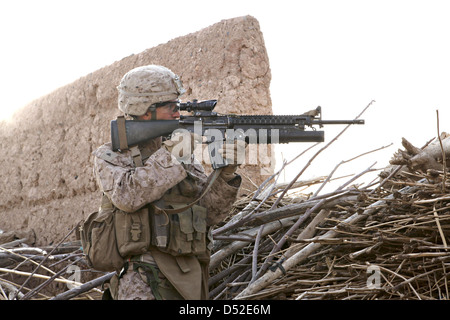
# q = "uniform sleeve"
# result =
<box><xmin>200</xmin><ymin>173</ymin><xmax>241</xmax><ymax>226</ymax></box>
<box><xmin>94</xmin><ymin>146</ymin><xmax>187</xmax><ymax>213</ymax></box>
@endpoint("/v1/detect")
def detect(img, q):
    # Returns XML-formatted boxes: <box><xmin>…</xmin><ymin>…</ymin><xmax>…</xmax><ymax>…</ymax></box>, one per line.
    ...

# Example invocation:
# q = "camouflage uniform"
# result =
<box><xmin>92</xmin><ymin>64</ymin><xmax>241</xmax><ymax>300</ymax></box>
<box><xmin>93</xmin><ymin>136</ymin><xmax>241</xmax><ymax>300</ymax></box>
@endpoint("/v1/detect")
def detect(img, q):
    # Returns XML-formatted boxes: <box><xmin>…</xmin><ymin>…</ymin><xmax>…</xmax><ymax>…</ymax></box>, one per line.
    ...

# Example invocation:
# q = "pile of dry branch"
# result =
<box><xmin>208</xmin><ymin>130</ymin><xmax>450</xmax><ymax>300</ymax></box>
<box><xmin>0</xmin><ymin>227</ymin><xmax>107</xmax><ymax>300</ymax></box>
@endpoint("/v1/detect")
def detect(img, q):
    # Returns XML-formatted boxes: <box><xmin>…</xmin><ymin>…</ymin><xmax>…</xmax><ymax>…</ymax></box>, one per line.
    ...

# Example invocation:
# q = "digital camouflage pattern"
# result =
<box><xmin>117</xmin><ymin>65</ymin><xmax>186</xmax><ymax>116</ymax></box>
<box><xmin>92</xmin><ymin>137</ymin><xmax>240</xmax><ymax>299</ymax></box>
<box><xmin>93</xmin><ymin>139</ymin><xmax>186</xmax><ymax>213</ymax></box>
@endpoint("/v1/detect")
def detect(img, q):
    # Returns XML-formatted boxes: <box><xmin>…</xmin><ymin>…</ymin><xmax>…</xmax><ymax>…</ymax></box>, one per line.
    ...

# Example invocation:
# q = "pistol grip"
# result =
<box><xmin>206</xmin><ymin>139</ymin><xmax>227</xmax><ymax>170</ymax></box>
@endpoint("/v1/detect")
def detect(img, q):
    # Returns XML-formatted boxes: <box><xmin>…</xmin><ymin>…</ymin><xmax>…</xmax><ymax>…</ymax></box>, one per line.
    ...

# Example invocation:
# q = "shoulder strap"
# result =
<box><xmin>152</xmin><ymin>168</ymin><xmax>222</xmax><ymax>215</ymax></box>
<box><xmin>130</xmin><ymin>146</ymin><xmax>144</xmax><ymax>167</ymax></box>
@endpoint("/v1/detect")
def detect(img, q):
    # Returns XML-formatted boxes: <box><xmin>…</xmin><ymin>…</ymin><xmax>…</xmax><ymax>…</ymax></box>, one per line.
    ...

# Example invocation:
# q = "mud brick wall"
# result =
<box><xmin>0</xmin><ymin>16</ymin><xmax>272</xmax><ymax>245</ymax></box>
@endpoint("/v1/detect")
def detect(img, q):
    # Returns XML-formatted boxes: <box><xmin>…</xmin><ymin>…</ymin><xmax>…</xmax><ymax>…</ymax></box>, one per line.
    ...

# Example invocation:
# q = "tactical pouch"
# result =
<box><xmin>80</xmin><ymin>206</ymin><xmax>124</xmax><ymax>272</ymax></box>
<box><xmin>162</xmin><ymin>204</ymin><xmax>207</xmax><ymax>256</ymax></box>
<box><xmin>150</xmin><ymin>205</ymin><xmax>170</xmax><ymax>249</ymax></box>
<box><xmin>110</xmin><ymin>144</ymin><xmax>151</xmax><ymax>258</ymax></box>
<box><xmin>115</xmin><ymin>207</ymin><xmax>151</xmax><ymax>258</ymax></box>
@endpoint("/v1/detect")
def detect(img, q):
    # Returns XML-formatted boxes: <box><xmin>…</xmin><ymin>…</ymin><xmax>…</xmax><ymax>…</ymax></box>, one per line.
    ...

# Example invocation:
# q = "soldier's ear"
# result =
<box><xmin>140</xmin><ymin>111</ymin><xmax>152</xmax><ymax>121</ymax></box>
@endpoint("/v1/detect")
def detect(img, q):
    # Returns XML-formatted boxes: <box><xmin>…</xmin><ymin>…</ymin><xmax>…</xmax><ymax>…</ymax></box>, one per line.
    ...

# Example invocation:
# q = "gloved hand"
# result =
<box><xmin>218</xmin><ymin>140</ymin><xmax>247</xmax><ymax>181</ymax></box>
<box><xmin>162</xmin><ymin>131</ymin><xmax>201</xmax><ymax>163</ymax></box>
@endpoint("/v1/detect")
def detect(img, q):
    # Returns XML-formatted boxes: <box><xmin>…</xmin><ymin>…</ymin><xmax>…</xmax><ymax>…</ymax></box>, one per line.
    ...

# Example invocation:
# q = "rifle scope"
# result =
<box><xmin>179</xmin><ymin>99</ymin><xmax>217</xmax><ymax>112</ymax></box>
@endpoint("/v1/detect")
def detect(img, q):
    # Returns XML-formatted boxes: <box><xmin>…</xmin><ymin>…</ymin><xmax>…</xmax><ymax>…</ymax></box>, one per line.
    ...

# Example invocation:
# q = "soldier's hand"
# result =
<box><xmin>163</xmin><ymin>131</ymin><xmax>200</xmax><ymax>163</ymax></box>
<box><xmin>218</xmin><ymin>140</ymin><xmax>247</xmax><ymax>181</ymax></box>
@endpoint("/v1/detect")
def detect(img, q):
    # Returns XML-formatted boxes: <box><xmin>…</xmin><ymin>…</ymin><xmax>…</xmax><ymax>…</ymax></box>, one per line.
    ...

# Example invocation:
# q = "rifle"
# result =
<box><xmin>111</xmin><ymin>99</ymin><xmax>364</xmax><ymax>169</ymax></box>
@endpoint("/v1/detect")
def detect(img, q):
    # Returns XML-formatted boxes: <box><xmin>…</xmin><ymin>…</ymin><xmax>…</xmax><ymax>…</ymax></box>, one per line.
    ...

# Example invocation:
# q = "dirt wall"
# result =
<box><xmin>0</xmin><ymin>15</ymin><xmax>272</xmax><ymax>245</ymax></box>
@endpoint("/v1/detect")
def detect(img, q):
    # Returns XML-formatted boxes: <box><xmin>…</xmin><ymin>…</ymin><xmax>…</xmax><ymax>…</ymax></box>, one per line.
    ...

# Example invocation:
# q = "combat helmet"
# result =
<box><xmin>117</xmin><ymin>65</ymin><xmax>185</xmax><ymax>116</ymax></box>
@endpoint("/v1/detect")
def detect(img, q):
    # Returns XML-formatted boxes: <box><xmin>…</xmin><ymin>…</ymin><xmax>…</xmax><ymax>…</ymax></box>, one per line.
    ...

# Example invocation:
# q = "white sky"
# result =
<box><xmin>1</xmin><ymin>0</ymin><xmax>449</xmax><ymax>189</ymax></box>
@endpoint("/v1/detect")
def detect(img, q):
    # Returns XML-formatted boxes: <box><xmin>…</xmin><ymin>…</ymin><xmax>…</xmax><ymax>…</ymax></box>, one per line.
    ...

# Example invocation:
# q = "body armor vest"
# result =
<box><xmin>115</xmin><ymin>144</ymin><xmax>211</xmax><ymax>258</ymax></box>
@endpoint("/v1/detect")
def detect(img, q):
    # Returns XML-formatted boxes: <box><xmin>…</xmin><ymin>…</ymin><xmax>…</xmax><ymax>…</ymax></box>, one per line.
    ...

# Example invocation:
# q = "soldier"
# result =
<box><xmin>92</xmin><ymin>65</ymin><xmax>242</xmax><ymax>300</ymax></box>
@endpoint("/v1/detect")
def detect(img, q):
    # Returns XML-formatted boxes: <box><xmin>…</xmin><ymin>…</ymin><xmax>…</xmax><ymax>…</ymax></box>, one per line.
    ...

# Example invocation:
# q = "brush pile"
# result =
<box><xmin>0</xmin><ymin>230</ymin><xmax>105</xmax><ymax>300</ymax></box>
<box><xmin>208</xmin><ymin>132</ymin><xmax>450</xmax><ymax>300</ymax></box>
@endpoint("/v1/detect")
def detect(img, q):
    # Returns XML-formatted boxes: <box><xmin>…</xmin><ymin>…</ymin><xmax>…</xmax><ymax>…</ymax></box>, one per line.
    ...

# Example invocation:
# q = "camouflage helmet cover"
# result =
<box><xmin>117</xmin><ymin>65</ymin><xmax>186</xmax><ymax>116</ymax></box>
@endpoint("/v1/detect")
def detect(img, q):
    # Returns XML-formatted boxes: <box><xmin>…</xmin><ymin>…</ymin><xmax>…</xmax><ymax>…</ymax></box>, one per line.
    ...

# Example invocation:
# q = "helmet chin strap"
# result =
<box><xmin>148</xmin><ymin>105</ymin><xmax>157</xmax><ymax>120</ymax></box>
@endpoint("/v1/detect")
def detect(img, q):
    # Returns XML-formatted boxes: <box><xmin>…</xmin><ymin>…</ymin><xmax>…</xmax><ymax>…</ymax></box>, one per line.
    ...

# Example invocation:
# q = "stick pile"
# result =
<box><xmin>208</xmin><ymin>170</ymin><xmax>450</xmax><ymax>300</ymax></box>
<box><xmin>0</xmin><ymin>227</ymin><xmax>105</xmax><ymax>300</ymax></box>
<box><xmin>208</xmin><ymin>122</ymin><xmax>450</xmax><ymax>300</ymax></box>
